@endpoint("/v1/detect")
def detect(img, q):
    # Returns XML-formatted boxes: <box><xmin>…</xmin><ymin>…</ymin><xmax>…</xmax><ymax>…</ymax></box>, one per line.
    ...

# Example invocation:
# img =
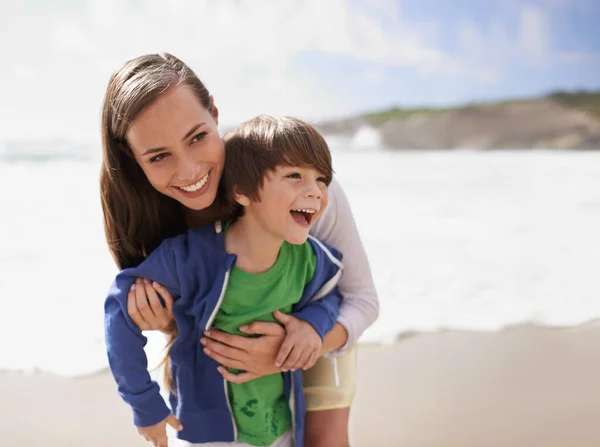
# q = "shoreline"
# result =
<box><xmin>3</xmin><ymin>319</ymin><xmax>599</xmax><ymax>380</ymax></box>
<box><xmin>2</xmin><ymin>322</ymin><xmax>600</xmax><ymax>446</ymax></box>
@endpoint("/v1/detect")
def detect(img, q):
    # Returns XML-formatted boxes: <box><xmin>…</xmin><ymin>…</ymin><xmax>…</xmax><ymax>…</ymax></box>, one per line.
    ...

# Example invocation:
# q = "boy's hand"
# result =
<box><xmin>137</xmin><ymin>414</ymin><xmax>182</xmax><ymax>447</ymax></box>
<box><xmin>273</xmin><ymin>310</ymin><xmax>322</xmax><ymax>372</ymax></box>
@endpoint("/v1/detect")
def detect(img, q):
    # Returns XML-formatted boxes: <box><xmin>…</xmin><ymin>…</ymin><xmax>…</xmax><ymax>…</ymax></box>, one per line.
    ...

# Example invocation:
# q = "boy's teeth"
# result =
<box><xmin>293</xmin><ymin>208</ymin><xmax>316</xmax><ymax>213</ymax></box>
<box><xmin>179</xmin><ymin>172</ymin><xmax>209</xmax><ymax>192</ymax></box>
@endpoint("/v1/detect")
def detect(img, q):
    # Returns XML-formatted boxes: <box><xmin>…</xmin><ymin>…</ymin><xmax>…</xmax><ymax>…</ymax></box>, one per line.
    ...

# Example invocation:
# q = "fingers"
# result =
<box><xmin>203</xmin><ymin>346</ymin><xmax>246</xmax><ymax>370</ymax></box>
<box><xmin>303</xmin><ymin>349</ymin><xmax>320</xmax><ymax>370</ymax></box>
<box><xmin>272</xmin><ymin>310</ymin><xmax>292</xmax><ymax>326</ymax></box>
<box><xmin>204</xmin><ymin>329</ymin><xmax>250</xmax><ymax>350</ymax></box>
<box><xmin>275</xmin><ymin>336</ymin><xmax>295</xmax><ymax>368</ymax></box>
<box><xmin>200</xmin><ymin>337</ymin><xmax>246</xmax><ymax>362</ymax></box>
<box><xmin>143</xmin><ymin>280</ymin><xmax>171</xmax><ymax>330</ymax></box>
<box><xmin>239</xmin><ymin>321</ymin><xmax>286</xmax><ymax>337</ymax></box>
<box><xmin>127</xmin><ymin>283</ymin><xmax>149</xmax><ymax>331</ymax></box>
<box><xmin>166</xmin><ymin>414</ymin><xmax>183</xmax><ymax>431</ymax></box>
<box><xmin>289</xmin><ymin>349</ymin><xmax>311</xmax><ymax>372</ymax></box>
<box><xmin>217</xmin><ymin>366</ymin><xmax>258</xmax><ymax>384</ymax></box>
<box><xmin>135</xmin><ymin>278</ymin><xmax>156</xmax><ymax>325</ymax></box>
<box><xmin>137</xmin><ymin>428</ymin><xmax>168</xmax><ymax>447</ymax></box>
<box><xmin>152</xmin><ymin>281</ymin><xmax>174</xmax><ymax>314</ymax></box>
<box><xmin>281</xmin><ymin>346</ymin><xmax>303</xmax><ymax>372</ymax></box>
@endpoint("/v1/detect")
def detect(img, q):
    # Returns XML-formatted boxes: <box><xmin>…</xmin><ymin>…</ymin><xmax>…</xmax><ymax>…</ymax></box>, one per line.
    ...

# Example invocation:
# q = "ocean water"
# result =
<box><xmin>1</xmin><ymin>137</ymin><xmax>599</xmax><ymax>377</ymax></box>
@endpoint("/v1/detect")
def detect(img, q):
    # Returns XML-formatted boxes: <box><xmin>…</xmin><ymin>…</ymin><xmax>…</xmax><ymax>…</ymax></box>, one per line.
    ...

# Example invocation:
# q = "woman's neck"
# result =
<box><xmin>184</xmin><ymin>203</ymin><xmax>228</xmax><ymax>229</ymax></box>
<box><xmin>225</xmin><ymin>215</ymin><xmax>283</xmax><ymax>274</ymax></box>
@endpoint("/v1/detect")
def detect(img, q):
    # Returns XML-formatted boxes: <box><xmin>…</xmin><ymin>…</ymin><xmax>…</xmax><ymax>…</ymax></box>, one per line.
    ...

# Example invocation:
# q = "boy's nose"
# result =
<box><xmin>304</xmin><ymin>181</ymin><xmax>322</xmax><ymax>199</ymax></box>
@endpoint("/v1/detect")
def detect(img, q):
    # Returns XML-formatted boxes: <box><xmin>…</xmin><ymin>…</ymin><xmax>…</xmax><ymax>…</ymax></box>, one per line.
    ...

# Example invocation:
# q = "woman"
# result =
<box><xmin>101</xmin><ymin>53</ymin><xmax>378</xmax><ymax>447</ymax></box>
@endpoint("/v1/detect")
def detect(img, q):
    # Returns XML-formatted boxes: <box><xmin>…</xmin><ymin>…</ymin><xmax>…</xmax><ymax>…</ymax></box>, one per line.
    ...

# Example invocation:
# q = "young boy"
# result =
<box><xmin>104</xmin><ymin>115</ymin><xmax>343</xmax><ymax>447</ymax></box>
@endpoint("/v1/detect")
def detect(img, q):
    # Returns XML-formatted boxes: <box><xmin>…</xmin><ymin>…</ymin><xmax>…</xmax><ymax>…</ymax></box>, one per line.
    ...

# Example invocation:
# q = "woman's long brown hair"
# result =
<box><xmin>100</xmin><ymin>53</ymin><xmax>213</xmax><ymax>391</ymax></box>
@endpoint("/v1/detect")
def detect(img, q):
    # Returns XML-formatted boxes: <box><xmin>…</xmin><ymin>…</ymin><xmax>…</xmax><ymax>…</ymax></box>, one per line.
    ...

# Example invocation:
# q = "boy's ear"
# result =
<box><xmin>233</xmin><ymin>186</ymin><xmax>251</xmax><ymax>207</ymax></box>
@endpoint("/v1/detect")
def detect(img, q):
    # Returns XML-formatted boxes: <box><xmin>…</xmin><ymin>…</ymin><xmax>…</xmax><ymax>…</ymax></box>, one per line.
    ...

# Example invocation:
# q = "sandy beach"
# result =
<box><xmin>2</xmin><ymin>322</ymin><xmax>600</xmax><ymax>447</ymax></box>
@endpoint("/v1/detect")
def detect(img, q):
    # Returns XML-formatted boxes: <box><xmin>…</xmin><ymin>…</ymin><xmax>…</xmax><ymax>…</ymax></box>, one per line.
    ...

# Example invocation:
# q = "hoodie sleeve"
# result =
<box><xmin>291</xmin><ymin>286</ymin><xmax>342</xmax><ymax>340</ymax></box>
<box><xmin>104</xmin><ymin>240</ymin><xmax>181</xmax><ymax>427</ymax></box>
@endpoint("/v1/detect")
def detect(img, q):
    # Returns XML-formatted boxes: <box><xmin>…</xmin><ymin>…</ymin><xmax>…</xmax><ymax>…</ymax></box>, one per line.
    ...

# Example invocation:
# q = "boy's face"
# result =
<box><xmin>240</xmin><ymin>165</ymin><xmax>329</xmax><ymax>245</ymax></box>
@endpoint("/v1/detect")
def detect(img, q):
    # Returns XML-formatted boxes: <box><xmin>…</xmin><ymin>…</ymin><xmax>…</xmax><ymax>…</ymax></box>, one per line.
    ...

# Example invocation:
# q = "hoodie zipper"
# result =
<box><xmin>307</xmin><ymin>236</ymin><xmax>344</xmax><ymax>302</ymax></box>
<box><xmin>289</xmin><ymin>372</ymin><xmax>296</xmax><ymax>447</ymax></box>
<box><xmin>204</xmin><ymin>267</ymin><xmax>238</xmax><ymax>440</ymax></box>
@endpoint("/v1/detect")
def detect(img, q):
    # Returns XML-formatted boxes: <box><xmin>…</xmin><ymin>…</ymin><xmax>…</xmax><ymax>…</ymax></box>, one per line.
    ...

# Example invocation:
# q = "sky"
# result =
<box><xmin>0</xmin><ymin>0</ymin><xmax>598</xmax><ymax>141</ymax></box>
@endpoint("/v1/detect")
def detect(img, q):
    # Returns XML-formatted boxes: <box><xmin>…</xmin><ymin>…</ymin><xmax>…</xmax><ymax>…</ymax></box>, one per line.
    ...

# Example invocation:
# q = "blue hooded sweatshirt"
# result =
<box><xmin>104</xmin><ymin>222</ymin><xmax>343</xmax><ymax>446</ymax></box>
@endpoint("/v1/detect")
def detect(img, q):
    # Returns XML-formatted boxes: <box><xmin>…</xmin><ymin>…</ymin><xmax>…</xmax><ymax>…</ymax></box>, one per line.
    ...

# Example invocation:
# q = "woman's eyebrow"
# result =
<box><xmin>140</xmin><ymin>123</ymin><xmax>207</xmax><ymax>156</ymax></box>
<box><xmin>182</xmin><ymin>123</ymin><xmax>206</xmax><ymax>141</ymax></box>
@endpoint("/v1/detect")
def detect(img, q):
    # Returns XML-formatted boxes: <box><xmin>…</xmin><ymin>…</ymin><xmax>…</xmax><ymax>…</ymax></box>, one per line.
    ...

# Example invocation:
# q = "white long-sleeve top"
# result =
<box><xmin>309</xmin><ymin>177</ymin><xmax>379</xmax><ymax>352</ymax></box>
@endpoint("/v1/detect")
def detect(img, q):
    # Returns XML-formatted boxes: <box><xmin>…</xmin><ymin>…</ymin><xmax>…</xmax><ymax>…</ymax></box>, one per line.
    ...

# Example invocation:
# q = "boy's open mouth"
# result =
<box><xmin>290</xmin><ymin>208</ymin><xmax>317</xmax><ymax>226</ymax></box>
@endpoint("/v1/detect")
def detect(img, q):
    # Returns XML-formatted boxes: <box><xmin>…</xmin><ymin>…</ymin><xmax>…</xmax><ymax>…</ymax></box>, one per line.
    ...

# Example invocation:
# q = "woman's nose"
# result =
<box><xmin>175</xmin><ymin>152</ymin><xmax>201</xmax><ymax>182</ymax></box>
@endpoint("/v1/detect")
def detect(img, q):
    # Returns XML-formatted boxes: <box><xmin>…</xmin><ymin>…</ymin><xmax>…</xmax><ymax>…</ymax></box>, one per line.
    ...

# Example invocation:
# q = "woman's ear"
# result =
<box><xmin>209</xmin><ymin>96</ymin><xmax>219</xmax><ymax>125</ymax></box>
<box><xmin>233</xmin><ymin>186</ymin><xmax>251</xmax><ymax>207</ymax></box>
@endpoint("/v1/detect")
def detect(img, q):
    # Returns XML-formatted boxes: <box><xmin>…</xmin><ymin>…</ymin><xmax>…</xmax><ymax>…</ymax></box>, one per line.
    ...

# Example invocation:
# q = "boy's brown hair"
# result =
<box><xmin>221</xmin><ymin>115</ymin><xmax>333</xmax><ymax>217</ymax></box>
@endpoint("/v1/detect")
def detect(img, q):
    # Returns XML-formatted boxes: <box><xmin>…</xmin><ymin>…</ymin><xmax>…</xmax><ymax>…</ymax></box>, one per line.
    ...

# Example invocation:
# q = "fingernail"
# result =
<box><xmin>204</xmin><ymin>348</ymin><xmax>210</xmax><ymax>354</ymax></box>
<box><xmin>130</xmin><ymin>284</ymin><xmax>136</xmax><ymax>291</ymax></box>
<box><xmin>200</xmin><ymin>338</ymin><xmax>206</xmax><ymax>345</ymax></box>
<box><xmin>144</xmin><ymin>278</ymin><xmax>150</xmax><ymax>284</ymax></box>
<box><xmin>275</xmin><ymin>362</ymin><xmax>281</xmax><ymax>367</ymax></box>
<box><xmin>204</xmin><ymin>330</ymin><xmax>210</xmax><ymax>336</ymax></box>
<box><xmin>239</xmin><ymin>325</ymin><xmax>248</xmax><ymax>331</ymax></box>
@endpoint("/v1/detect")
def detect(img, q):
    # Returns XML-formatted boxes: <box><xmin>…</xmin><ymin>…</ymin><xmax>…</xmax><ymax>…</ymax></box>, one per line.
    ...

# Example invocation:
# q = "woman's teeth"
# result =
<box><xmin>178</xmin><ymin>172</ymin><xmax>209</xmax><ymax>192</ymax></box>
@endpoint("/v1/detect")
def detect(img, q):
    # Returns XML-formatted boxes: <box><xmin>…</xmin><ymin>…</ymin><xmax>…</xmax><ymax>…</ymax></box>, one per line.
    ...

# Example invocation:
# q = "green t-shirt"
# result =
<box><xmin>213</xmin><ymin>238</ymin><xmax>317</xmax><ymax>446</ymax></box>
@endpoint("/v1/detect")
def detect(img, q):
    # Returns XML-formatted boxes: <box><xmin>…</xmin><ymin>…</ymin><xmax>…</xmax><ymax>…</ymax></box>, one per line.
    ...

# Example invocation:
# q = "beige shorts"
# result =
<box><xmin>302</xmin><ymin>345</ymin><xmax>357</xmax><ymax>411</ymax></box>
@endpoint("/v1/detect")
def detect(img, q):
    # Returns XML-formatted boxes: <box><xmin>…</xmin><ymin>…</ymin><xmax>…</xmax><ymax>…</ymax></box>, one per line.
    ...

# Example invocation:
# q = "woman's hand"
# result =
<box><xmin>201</xmin><ymin>321</ymin><xmax>287</xmax><ymax>384</ymax></box>
<box><xmin>127</xmin><ymin>278</ymin><xmax>175</xmax><ymax>332</ymax></box>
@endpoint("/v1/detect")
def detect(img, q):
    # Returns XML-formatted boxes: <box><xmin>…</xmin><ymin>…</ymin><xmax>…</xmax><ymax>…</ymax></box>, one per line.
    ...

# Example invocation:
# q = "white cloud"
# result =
<box><xmin>518</xmin><ymin>4</ymin><xmax>551</xmax><ymax>65</ymax></box>
<box><xmin>0</xmin><ymin>0</ymin><xmax>458</xmax><ymax>140</ymax></box>
<box><xmin>0</xmin><ymin>0</ymin><xmax>588</xmax><ymax>141</ymax></box>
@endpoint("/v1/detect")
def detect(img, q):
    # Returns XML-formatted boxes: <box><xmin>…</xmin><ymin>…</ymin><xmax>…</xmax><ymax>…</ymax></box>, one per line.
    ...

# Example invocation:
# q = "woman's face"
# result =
<box><xmin>126</xmin><ymin>84</ymin><xmax>225</xmax><ymax>211</ymax></box>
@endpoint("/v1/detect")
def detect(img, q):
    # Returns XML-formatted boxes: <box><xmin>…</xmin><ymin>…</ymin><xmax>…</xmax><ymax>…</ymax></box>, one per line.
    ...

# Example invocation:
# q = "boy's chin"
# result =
<box><xmin>285</xmin><ymin>232</ymin><xmax>310</xmax><ymax>245</ymax></box>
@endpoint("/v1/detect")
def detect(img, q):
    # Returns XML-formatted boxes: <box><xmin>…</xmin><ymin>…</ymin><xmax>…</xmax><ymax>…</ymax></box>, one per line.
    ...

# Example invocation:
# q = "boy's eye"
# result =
<box><xmin>149</xmin><ymin>153</ymin><xmax>169</xmax><ymax>163</ymax></box>
<box><xmin>191</xmin><ymin>132</ymin><xmax>207</xmax><ymax>144</ymax></box>
<box><xmin>286</xmin><ymin>173</ymin><xmax>301</xmax><ymax>179</ymax></box>
<box><xmin>317</xmin><ymin>176</ymin><xmax>327</xmax><ymax>183</ymax></box>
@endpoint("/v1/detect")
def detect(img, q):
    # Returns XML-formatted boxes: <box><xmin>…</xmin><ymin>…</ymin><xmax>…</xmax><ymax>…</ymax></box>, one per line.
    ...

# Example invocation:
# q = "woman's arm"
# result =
<box><xmin>309</xmin><ymin>177</ymin><xmax>379</xmax><ymax>352</ymax></box>
<box><xmin>320</xmin><ymin>322</ymin><xmax>349</xmax><ymax>356</ymax></box>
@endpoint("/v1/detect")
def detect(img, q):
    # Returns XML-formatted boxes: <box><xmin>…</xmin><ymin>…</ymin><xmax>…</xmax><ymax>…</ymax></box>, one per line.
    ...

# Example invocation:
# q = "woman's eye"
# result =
<box><xmin>191</xmin><ymin>132</ymin><xmax>207</xmax><ymax>144</ymax></box>
<box><xmin>149</xmin><ymin>153</ymin><xmax>169</xmax><ymax>163</ymax></box>
<box><xmin>286</xmin><ymin>173</ymin><xmax>301</xmax><ymax>179</ymax></box>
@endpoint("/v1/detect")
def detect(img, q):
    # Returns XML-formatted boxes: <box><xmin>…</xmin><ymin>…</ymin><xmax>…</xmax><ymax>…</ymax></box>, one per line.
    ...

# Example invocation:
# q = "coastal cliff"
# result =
<box><xmin>316</xmin><ymin>91</ymin><xmax>600</xmax><ymax>149</ymax></box>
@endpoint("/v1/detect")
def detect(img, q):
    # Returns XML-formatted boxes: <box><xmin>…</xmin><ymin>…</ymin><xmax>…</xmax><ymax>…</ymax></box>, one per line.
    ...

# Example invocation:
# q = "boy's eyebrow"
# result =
<box><xmin>140</xmin><ymin>123</ymin><xmax>206</xmax><ymax>156</ymax></box>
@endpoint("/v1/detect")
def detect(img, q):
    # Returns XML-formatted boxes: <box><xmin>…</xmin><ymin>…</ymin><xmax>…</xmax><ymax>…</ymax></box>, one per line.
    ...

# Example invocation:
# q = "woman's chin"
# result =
<box><xmin>182</xmin><ymin>196</ymin><xmax>215</xmax><ymax>211</ymax></box>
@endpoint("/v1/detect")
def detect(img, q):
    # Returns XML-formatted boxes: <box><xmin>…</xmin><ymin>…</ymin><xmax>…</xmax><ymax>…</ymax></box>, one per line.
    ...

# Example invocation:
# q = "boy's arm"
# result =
<box><xmin>290</xmin><ymin>285</ymin><xmax>342</xmax><ymax>340</ymax></box>
<box><xmin>104</xmin><ymin>242</ymin><xmax>181</xmax><ymax>427</ymax></box>
<box><xmin>105</xmin><ymin>286</ymin><xmax>171</xmax><ymax>427</ymax></box>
